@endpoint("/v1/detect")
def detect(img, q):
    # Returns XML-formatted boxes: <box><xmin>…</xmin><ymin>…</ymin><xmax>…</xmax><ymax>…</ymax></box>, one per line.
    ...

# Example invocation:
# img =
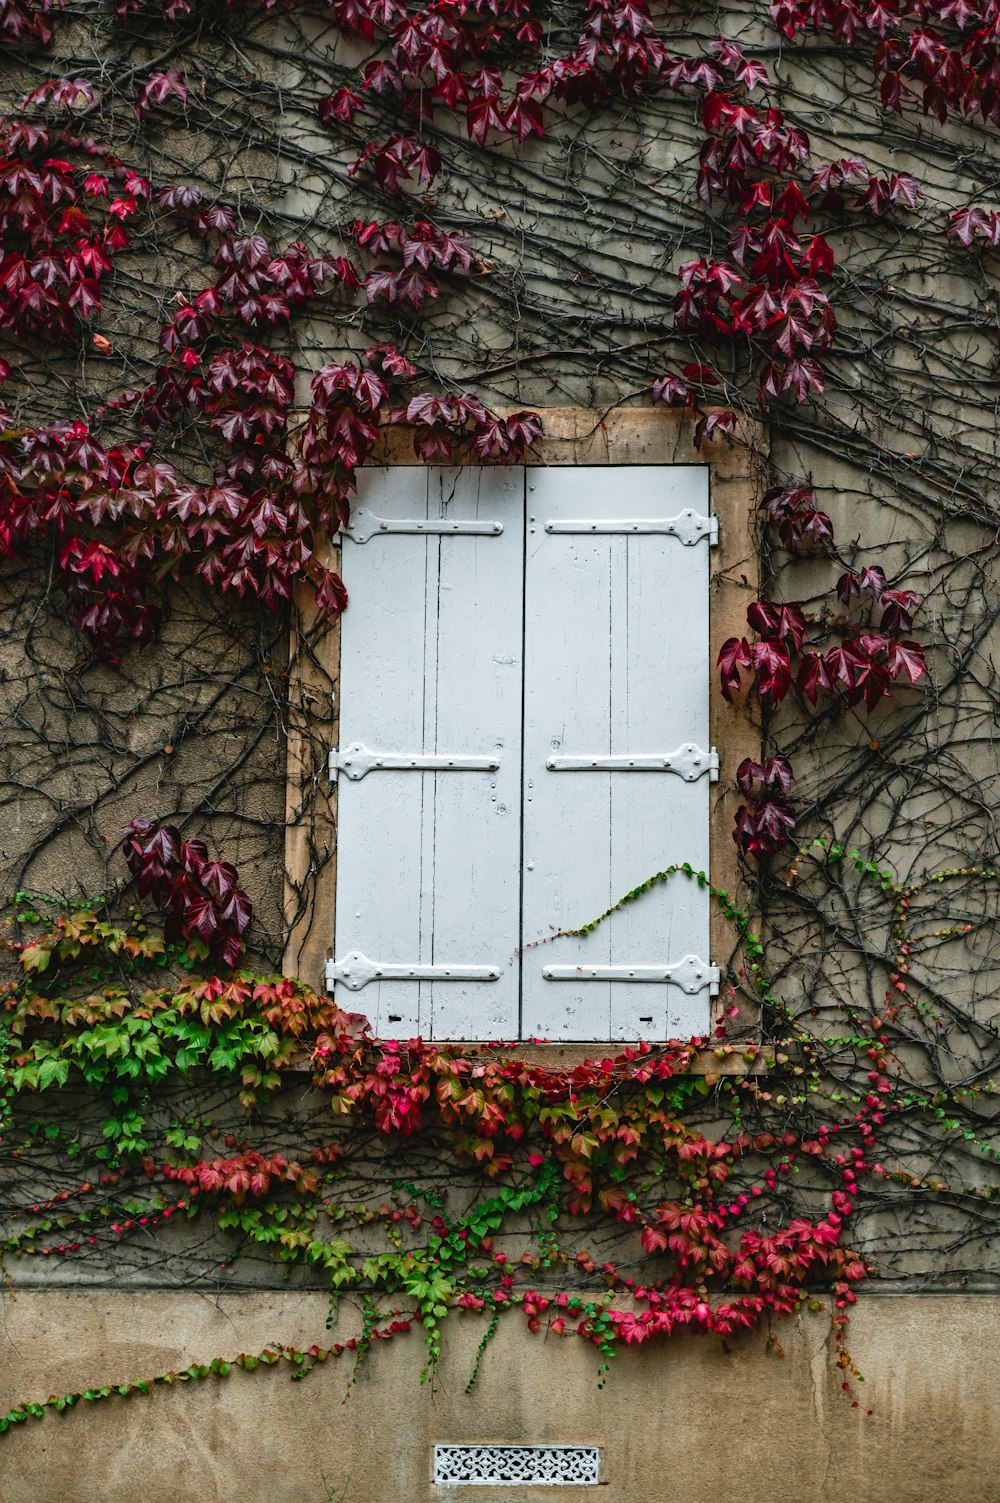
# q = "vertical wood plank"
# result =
<box><xmin>336</xmin><ymin>468</ymin><xmax>431</xmax><ymax>1036</ymax></box>
<box><xmin>521</xmin><ymin>465</ymin><xmax>713</xmax><ymax>1041</ymax></box>
<box><xmin>334</xmin><ymin>466</ymin><xmax>524</xmax><ymax>1039</ymax></box>
<box><xmin>283</xmin><ymin>577</ymin><xmax>339</xmax><ymax>995</ymax></box>
<box><xmin>426</xmin><ymin>467</ymin><xmax>525</xmax><ymax>1040</ymax></box>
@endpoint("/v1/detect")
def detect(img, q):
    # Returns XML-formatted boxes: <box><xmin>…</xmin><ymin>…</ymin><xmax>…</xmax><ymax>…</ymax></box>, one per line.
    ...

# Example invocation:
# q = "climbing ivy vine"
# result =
<box><xmin>0</xmin><ymin>0</ymin><xmax>999</xmax><ymax>1449</ymax></box>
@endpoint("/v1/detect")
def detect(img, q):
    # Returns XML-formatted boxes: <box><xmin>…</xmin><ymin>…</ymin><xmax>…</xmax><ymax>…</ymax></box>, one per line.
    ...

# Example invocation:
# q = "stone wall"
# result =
<box><xmin>2</xmin><ymin>4</ymin><xmax>1000</xmax><ymax>1497</ymax></box>
<box><xmin>1</xmin><ymin>1292</ymin><xmax>996</xmax><ymax>1503</ymax></box>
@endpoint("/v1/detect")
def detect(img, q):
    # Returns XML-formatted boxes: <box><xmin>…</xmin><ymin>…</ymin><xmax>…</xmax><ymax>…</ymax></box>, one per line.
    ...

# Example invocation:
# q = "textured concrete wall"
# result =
<box><xmin>0</xmin><ymin>1292</ymin><xmax>997</xmax><ymax>1503</ymax></box>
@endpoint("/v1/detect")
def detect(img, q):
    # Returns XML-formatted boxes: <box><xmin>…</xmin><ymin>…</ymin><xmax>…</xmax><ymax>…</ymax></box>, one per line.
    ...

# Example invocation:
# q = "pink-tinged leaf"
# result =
<box><xmin>314</xmin><ymin>568</ymin><xmax>348</xmax><ymax>618</ymax></box>
<box><xmin>412</xmin><ymin>423</ymin><xmax>453</xmax><ymax>461</ymax></box>
<box><xmin>22</xmin><ymin>78</ymin><xmax>95</xmax><ymax>112</ymax></box>
<box><xmin>694</xmin><ymin>411</ymin><xmax>737</xmax><ymax>448</ymax></box>
<box><xmin>754</xmin><ymin>798</ymin><xmax>797</xmax><ymax>847</ymax></box>
<box><xmin>887</xmin><ymin>640</ymin><xmax>926</xmax><ymax>684</ymax></box>
<box><xmin>838</xmin><ymin>566</ymin><xmax>887</xmax><ymax>604</ymax></box>
<box><xmin>505</xmin><ymin>97</ymin><xmax>544</xmax><ymax>141</ymax></box>
<box><xmin>466</xmin><ymin>97</ymin><xmax>506</xmax><ymax>144</ymax></box>
<box><xmin>429</xmin><ymin>230</ymin><xmax>474</xmax><ymax>273</ymax></box>
<box><xmin>395</xmin><ymin>266</ymin><xmax>439</xmax><ymax>309</ymax></box>
<box><xmin>352</xmin><ymin>220</ymin><xmax>399</xmax><ymax>256</ymax></box>
<box><xmin>404</xmin><ymin>393</ymin><xmax>452</xmax><ymax>426</ymax></box>
<box><xmin>747</xmin><ymin>600</ymin><xmax>806</xmax><ymax>650</ymax></box>
<box><xmin>219</xmin><ymin>933</ymin><xmax>244</xmax><ymax>970</ymax></box>
<box><xmin>200</xmin><ymin>860</ymin><xmax>238</xmax><ymax>899</ymax></box>
<box><xmin>218</xmin><ymin>888</ymin><xmax>253</xmax><ymax>935</ymax></box>
<box><xmin>682</xmin><ymin>362</ymin><xmax>721</xmax><ymax>386</ymax></box>
<box><xmin>879</xmin><ymin>587</ymin><xmax>920</xmax><ymax>636</ymax></box>
<box><xmin>774</xmin><ymin>181</ymin><xmax>811</xmax><ymax>224</ymax></box>
<box><xmin>797</xmin><ymin>651</ymin><xmax>833</xmax><ymax>703</ymax></box>
<box><xmin>750</xmin><ymin>639</ymin><xmax>793</xmax><ymax>703</ymax></box>
<box><xmin>858</xmin><ymin>629</ymin><xmax>890</xmax><ymax>658</ymax></box>
<box><xmin>181</xmin><ymin>838</ymin><xmax>209</xmax><ymax>878</ymax></box>
<box><xmin>948</xmin><ymin>207</ymin><xmax>991</xmax><ymax>247</ymax></box>
<box><xmin>779</xmin><ymin>357</ymin><xmax>824</xmax><ymax>403</ymax></box>
<box><xmin>762</xmin><ymin>755</ymin><xmax>794</xmax><ymax>794</ymax></box>
<box><xmin>825</xmin><ymin>642</ymin><xmax>864</xmax><ymax>690</ymax></box>
<box><xmin>154</xmin><ymin>183</ymin><xmax>202</xmax><ymax>213</ymax></box>
<box><xmin>182</xmin><ymin>894</ymin><xmax>220</xmax><ymax>942</ymax></box>
<box><xmin>135</xmin><ymin>70</ymin><xmax>189</xmax><ymax>120</ymax></box>
<box><xmin>854</xmin><ymin>659</ymin><xmax>891</xmax><ymax>710</ymax></box>
<box><xmin>364</xmin><ymin>267</ymin><xmax>400</xmax><ymax>305</ymax></box>
<box><xmin>737</xmin><ymin>756</ymin><xmax>794</xmax><ymax>795</ymax></box>
<box><xmin>500</xmin><ymin>410</ymin><xmax>542</xmax><ymax>453</ymax></box>
<box><xmin>888</xmin><ymin>172</ymin><xmax>922</xmax><ymax>209</ymax></box>
<box><xmin>802</xmin><ymin>509</ymin><xmax>834</xmax><ymax>546</ymax></box>
<box><xmin>733</xmin><ymin>798</ymin><xmax>796</xmax><ymax>857</ymax></box>
<box><xmin>318</xmin><ymin>89</ymin><xmax>362</xmax><ymax>125</ymax></box>
<box><xmin>729</xmin><ymin>223</ymin><xmax>763</xmax><ymax>271</ymax></box>
<box><xmin>364</xmin><ymin>342</ymin><xmax>418</xmax><ymax>380</ymax></box>
<box><xmin>651</xmin><ymin>374</ymin><xmax>689</xmax><ymax>406</ymax></box>
<box><xmin>878</xmin><ymin>69</ymin><xmax>905</xmax><ymax>112</ymax></box>
<box><xmin>858</xmin><ymin>176</ymin><xmax>891</xmax><ymax>216</ymax></box>
<box><xmin>60</xmin><ymin>537</ymin><xmax>121</xmax><ymax>583</ymax></box>
<box><xmin>717</xmin><ymin>636</ymin><xmax>751</xmax><ymax>701</ymax></box>
<box><xmin>125</xmin><ymin>819</ymin><xmax>181</xmax><ymax>874</ymax></box>
<box><xmin>800</xmin><ymin>234</ymin><xmax>835</xmax><ymax>277</ymax></box>
<box><xmin>736</xmin><ymin>758</ymin><xmax>762</xmax><ymax>796</ymax></box>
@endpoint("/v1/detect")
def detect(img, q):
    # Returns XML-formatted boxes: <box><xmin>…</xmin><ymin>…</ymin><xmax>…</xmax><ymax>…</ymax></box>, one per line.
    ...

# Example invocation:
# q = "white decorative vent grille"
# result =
<box><xmin>433</xmin><ymin>1444</ymin><xmax>601</xmax><ymax>1486</ymax></box>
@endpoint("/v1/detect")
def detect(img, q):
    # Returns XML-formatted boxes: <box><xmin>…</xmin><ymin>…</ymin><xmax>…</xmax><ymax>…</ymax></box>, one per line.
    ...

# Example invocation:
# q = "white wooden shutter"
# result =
<box><xmin>520</xmin><ymin>466</ymin><xmax>716</xmax><ymax>1041</ymax></box>
<box><xmin>329</xmin><ymin>466</ymin><xmax>524</xmax><ymax>1039</ymax></box>
<box><xmin>329</xmin><ymin>462</ymin><xmax>716</xmax><ymax>1042</ymax></box>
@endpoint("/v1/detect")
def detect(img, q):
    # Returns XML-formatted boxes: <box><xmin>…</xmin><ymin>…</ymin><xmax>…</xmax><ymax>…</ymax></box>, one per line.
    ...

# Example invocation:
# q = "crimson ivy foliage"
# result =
<box><xmin>0</xmin><ymin>0</ymin><xmax>931</xmax><ymax>840</ymax></box>
<box><xmin>718</xmin><ymin>487</ymin><xmax>927</xmax><ymax>856</ymax></box>
<box><xmin>7</xmin><ymin>821</ymin><xmax>994</xmax><ymax>1420</ymax></box>
<box><xmin>0</xmin><ymin>95</ymin><xmax>541</xmax><ymax>663</ymax></box>
<box><xmin>0</xmin><ymin>120</ymin><xmax>140</xmax><ymax>353</ymax></box>
<box><xmin>0</xmin><ymin>0</ymin><xmax>984</xmax><ymax>1430</ymax></box>
<box><xmin>123</xmin><ymin>818</ymin><xmax>252</xmax><ymax>970</ymax></box>
<box><xmin>0</xmin><ymin>835</ymin><xmax>880</xmax><ymax>1400</ymax></box>
<box><xmin>0</xmin><ymin>3</ymin><xmax>933</xmax><ymax>862</ymax></box>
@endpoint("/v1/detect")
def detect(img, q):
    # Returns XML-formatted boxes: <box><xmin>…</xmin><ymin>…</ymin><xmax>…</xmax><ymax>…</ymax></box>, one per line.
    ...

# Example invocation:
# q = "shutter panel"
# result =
<box><xmin>330</xmin><ymin>466</ymin><xmax>524</xmax><ymax>1040</ymax></box>
<box><xmin>520</xmin><ymin>466</ymin><xmax>716</xmax><ymax>1041</ymax></box>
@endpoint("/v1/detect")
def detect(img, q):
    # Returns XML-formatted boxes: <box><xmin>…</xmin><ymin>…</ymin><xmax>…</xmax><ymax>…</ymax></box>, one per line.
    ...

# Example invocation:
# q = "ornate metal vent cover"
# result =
<box><xmin>433</xmin><ymin>1444</ymin><xmax>602</xmax><ymax>1486</ymax></box>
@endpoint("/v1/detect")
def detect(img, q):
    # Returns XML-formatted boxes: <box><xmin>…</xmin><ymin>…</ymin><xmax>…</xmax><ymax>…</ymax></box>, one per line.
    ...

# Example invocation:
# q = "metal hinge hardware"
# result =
<box><xmin>326</xmin><ymin>951</ymin><xmax>501</xmax><ymax>992</ymax></box>
<box><xmin>546</xmin><ymin>743</ymin><xmax>718</xmax><ymax>782</ymax></box>
<box><xmin>329</xmin><ymin>742</ymin><xmax>500</xmax><ymax>781</ymax></box>
<box><xmin>543</xmin><ymin>509</ymin><xmax>718</xmax><ymax>546</ymax></box>
<box><xmin>341</xmin><ymin>509</ymin><xmax>503</xmax><ymax>545</ymax></box>
<box><xmin>542</xmin><ymin>954</ymin><xmax>720</xmax><ymax>996</ymax></box>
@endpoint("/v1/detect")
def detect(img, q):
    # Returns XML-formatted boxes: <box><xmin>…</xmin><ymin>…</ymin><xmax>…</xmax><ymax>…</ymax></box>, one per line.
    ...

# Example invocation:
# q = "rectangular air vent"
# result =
<box><xmin>433</xmin><ymin>1444</ymin><xmax>601</xmax><ymax>1486</ymax></box>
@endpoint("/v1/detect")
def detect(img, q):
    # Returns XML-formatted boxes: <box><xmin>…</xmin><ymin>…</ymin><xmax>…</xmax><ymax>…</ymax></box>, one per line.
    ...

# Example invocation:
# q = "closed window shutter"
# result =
<box><xmin>329</xmin><ymin>463</ymin><xmax>716</xmax><ymax>1042</ymax></box>
<box><xmin>520</xmin><ymin>466</ymin><xmax>715</xmax><ymax>1041</ymax></box>
<box><xmin>330</xmin><ymin>466</ymin><xmax>524</xmax><ymax>1040</ymax></box>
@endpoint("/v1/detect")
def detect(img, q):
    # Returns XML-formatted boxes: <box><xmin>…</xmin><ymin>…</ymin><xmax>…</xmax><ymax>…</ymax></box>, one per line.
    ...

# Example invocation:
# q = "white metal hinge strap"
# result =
<box><xmin>543</xmin><ymin>508</ymin><xmax>717</xmax><ymax>546</ymax></box>
<box><xmin>326</xmin><ymin>951</ymin><xmax>501</xmax><ymax>992</ymax></box>
<box><xmin>330</xmin><ymin>742</ymin><xmax>500</xmax><ymax>781</ymax></box>
<box><xmin>342</xmin><ymin>508</ymin><xmax>502</xmax><ymax>545</ymax></box>
<box><xmin>542</xmin><ymin>954</ymin><xmax>720</xmax><ymax>996</ymax></box>
<box><xmin>546</xmin><ymin>743</ymin><xmax>718</xmax><ymax>782</ymax></box>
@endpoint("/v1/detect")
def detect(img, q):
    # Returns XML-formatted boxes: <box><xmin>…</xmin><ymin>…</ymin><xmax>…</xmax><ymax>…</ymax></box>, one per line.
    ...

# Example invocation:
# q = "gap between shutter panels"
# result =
<box><xmin>329</xmin><ymin>466</ymin><xmax>718</xmax><ymax>1042</ymax></box>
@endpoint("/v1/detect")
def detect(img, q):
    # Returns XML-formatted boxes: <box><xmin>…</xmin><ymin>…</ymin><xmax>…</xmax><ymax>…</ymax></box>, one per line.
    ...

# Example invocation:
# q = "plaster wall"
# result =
<box><xmin>0</xmin><ymin>1291</ymin><xmax>996</xmax><ymax>1503</ymax></box>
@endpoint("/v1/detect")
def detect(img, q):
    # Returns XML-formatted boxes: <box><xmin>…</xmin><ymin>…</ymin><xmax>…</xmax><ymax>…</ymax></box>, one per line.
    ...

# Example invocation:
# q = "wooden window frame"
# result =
<box><xmin>284</xmin><ymin>406</ymin><xmax>762</xmax><ymax>1061</ymax></box>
